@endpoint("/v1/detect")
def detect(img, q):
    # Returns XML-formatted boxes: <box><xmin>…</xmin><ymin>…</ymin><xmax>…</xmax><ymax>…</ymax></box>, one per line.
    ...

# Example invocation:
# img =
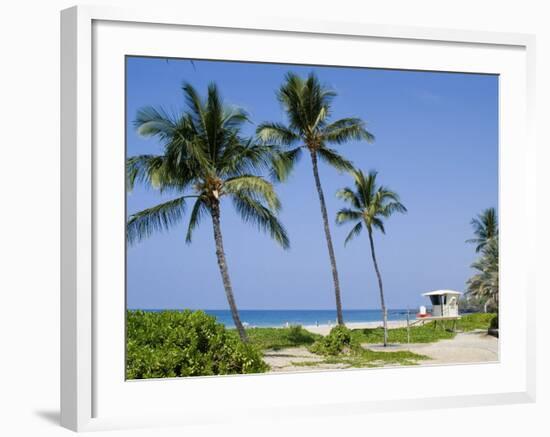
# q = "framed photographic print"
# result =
<box><xmin>61</xmin><ymin>5</ymin><xmax>536</xmax><ymax>432</ymax></box>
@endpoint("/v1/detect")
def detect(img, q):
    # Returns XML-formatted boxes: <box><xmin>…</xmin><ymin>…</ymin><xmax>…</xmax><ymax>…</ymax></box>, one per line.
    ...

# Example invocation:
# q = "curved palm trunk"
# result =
<box><xmin>310</xmin><ymin>151</ymin><xmax>344</xmax><ymax>325</ymax></box>
<box><xmin>367</xmin><ymin>228</ymin><xmax>388</xmax><ymax>346</ymax></box>
<box><xmin>210</xmin><ymin>201</ymin><xmax>248</xmax><ymax>342</ymax></box>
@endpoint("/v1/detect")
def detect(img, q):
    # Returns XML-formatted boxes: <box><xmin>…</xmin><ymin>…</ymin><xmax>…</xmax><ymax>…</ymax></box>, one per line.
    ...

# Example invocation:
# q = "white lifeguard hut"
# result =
<box><xmin>422</xmin><ymin>290</ymin><xmax>461</xmax><ymax>317</ymax></box>
<box><xmin>407</xmin><ymin>290</ymin><xmax>463</xmax><ymax>337</ymax></box>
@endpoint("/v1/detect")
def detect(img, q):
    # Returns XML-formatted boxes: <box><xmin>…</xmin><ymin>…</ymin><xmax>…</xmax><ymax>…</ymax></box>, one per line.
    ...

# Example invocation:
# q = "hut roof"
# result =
<box><xmin>422</xmin><ymin>290</ymin><xmax>462</xmax><ymax>297</ymax></box>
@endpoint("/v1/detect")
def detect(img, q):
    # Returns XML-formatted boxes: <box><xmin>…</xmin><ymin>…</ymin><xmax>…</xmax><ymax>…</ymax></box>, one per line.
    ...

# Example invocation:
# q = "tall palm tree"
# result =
<box><xmin>466</xmin><ymin>207</ymin><xmax>498</xmax><ymax>252</ymax></box>
<box><xmin>257</xmin><ymin>72</ymin><xmax>374</xmax><ymax>325</ymax></box>
<box><xmin>335</xmin><ymin>169</ymin><xmax>406</xmax><ymax>346</ymax></box>
<box><xmin>127</xmin><ymin>83</ymin><xmax>289</xmax><ymax>342</ymax></box>
<box><xmin>466</xmin><ymin>236</ymin><xmax>499</xmax><ymax>309</ymax></box>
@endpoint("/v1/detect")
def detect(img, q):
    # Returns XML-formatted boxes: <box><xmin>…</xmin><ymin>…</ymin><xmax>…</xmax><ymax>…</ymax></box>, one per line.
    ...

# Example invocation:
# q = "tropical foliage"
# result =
<box><xmin>257</xmin><ymin>72</ymin><xmax>374</xmax><ymax>325</ymax></box>
<box><xmin>466</xmin><ymin>236</ymin><xmax>499</xmax><ymax>309</ymax></box>
<box><xmin>466</xmin><ymin>207</ymin><xmax>498</xmax><ymax>252</ymax></box>
<box><xmin>335</xmin><ymin>169</ymin><xmax>407</xmax><ymax>346</ymax></box>
<box><xmin>127</xmin><ymin>83</ymin><xmax>289</xmax><ymax>342</ymax></box>
<box><xmin>126</xmin><ymin>310</ymin><xmax>268</xmax><ymax>379</ymax></box>
<box><xmin>465</xmin><ymin>208</ymin><xmax>499</xmax><ymax>314</ymax></box>
<box><xmin>309</xmin><ymin>325</ymin><xmax>359</xmax><ymax>356</ymax></box>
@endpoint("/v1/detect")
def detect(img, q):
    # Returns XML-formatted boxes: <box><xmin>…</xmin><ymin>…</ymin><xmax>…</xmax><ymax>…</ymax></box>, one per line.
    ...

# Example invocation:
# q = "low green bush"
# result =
<box><xmin>126</xmin><ymin>310</ymin><xmax>268</xmax><ymax>379</ymax></box>
<box><xmin>489</xmin><ymin>315</ymin><xmax>499</xmax><ymax>329</ymax></box>
<box><xmin>309</xmin><ymin>325</ymin><xmax>359</xmax><ymax>356</ymax></box>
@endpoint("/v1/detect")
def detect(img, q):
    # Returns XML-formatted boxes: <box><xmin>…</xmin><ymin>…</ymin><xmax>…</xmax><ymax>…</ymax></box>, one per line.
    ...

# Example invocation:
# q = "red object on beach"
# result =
<box><xmin>416</xmin><ymin>312</ymin><xmax>431</xmax><ymax>318</ymax></box>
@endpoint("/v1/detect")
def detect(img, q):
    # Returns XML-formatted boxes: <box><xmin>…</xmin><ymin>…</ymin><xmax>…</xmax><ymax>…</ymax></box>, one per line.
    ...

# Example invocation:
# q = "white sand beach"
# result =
<box><xmin>303</xmin><ymin>320</ymin><xmax>409</xmax><ymax>336</ymax></box>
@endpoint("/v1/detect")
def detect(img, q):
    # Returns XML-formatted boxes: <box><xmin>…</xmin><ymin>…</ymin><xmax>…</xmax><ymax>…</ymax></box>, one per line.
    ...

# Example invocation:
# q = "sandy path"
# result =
<box><xmin>262</xmin><ymin>331</ymin><xmax>498</xmax><ymax>373</ymax></box>
<box><xmin>262</xmin><ymin>347</ymin><xmax>349</xmax><ymax>372</ymax></box>
<box><xmin>366</xmin><ymin>331</ymin><xmax>499</xmax><ymax>365</ymax></box>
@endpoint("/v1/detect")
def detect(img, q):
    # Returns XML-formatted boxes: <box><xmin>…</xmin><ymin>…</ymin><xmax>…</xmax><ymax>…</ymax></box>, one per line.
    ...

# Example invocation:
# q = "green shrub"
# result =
<box><xmin>126</xmin><ymin>310</ymin><xmax>268</xmax><ymax>379</ymax></box>
<box><xmin>288</xmin><ymin>324</ymin><xmax>307</xmax><ymax>343</ymax></box>
<box><xmin>309</xmin><ymin>325</ymin><xmax>359</xmax><ymax>356</ymax></box>
<box><xmin>489</xmin><ymin>315</ymin><xmax>499</xmax><ymax>329</ymax></box>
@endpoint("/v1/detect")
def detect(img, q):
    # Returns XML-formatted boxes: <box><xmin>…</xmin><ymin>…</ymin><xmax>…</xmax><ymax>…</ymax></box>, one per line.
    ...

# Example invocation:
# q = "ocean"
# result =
<box><xmin>136</xmin><ymin>309</ymin><xmax>414</xmax><ymax>328</ymax></box>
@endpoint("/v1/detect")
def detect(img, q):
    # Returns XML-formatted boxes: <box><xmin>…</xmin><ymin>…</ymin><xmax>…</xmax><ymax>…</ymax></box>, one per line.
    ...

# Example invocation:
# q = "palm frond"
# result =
<box><xmin>222</xmin><ymin>106</ymin><xmax>250</xmax><ymax>131</ymax></box>
<box><xmin>371</xmin><ymin>217</ymin><xmax>386</xmax><ymax>234</ymax></box>
<box><xmin>322</xmin><ymin>117</ymin><xmax>375</xmax><ymax>144</ymax></box>
<box><xmin>256</xmin><ymin>122</ymin><xmax>300</xmax><ymax>146</ymax></box>
<box><xmin>224</xmin><ymin>175</ymin><xmax>281</xmax><ymax>211</ymax></box>
<box><xmin>344</xmin><ymin>221</ymin><xmax>363</xmax><ymax>246</ymax></box>
<box><xmin>219</xmin><ymin>140</ymin><xmax>272</xmax><ymax>176</ymax></box>
<box><xmin>134</xmin><ymin>106</ymin><xmax>177</xmax><ymax>140</ymax></box>
<box><xmin>185</xmin><ymin>197</ymin><xmax>209</xmax><ymax>243</ymax></box>
<box><xmin>127</xmin><ymin>154</ymin><xmax>192</xmax><ymax>193</ymax></box>
<box><xmin>380</xmin><ymin>201</ymin><xmax>407</xmax><ymax>217</ymax></box>
<box><xmin>277</xmin><ymin>72</ymin><xmax>308</xmax><ymax>132</ymax></box>
<box><xmin>335</xmin><ymin>208</ymin><xmax>363</xmax><ymax>224</ymax></box>
<box><xmin>317</xmin><ymin>147</ymin><xmax>354</xmax><ymax>172</ymax></box>
<box><xmin>126</xmin><ymin>155</ymin><xmax>165</xmax><ymax>191</ymax></box>
<box><xmin>466</xmin><ymin>237</ymin><xmax>499</xmax><ymax>304</ymax></box>
<box><xmin>232</xmin><ymin>194</ymin><xmax>290</xmax><ymax>249</ymax></box>
<box><xmin>336</xmin><ymin>187</ymin><xmax>362</xmax><ymax>209</ymax></box>
<box><xmin>127</xmin><ymin>197</ymin><xmax>187</xmax><ymax>244</ymax></box>
<box><xmin>270</xmin><ymin>147</ymin><xmax>302</xmax><ymax>182</ymax></box>
<box><xmin>467</xmin><ymin>207</ymin><xmax>498</xmax><ymax>252</ymax></box>
<box><xmin>352</xmin><ymin>169</ymin><xmax>377</xmax><ymax>205</ymax></box>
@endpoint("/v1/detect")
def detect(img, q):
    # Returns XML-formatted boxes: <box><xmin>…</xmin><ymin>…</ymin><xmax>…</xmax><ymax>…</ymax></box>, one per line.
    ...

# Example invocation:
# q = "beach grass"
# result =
<box><xmin>351</xmin><ymin>313</ymin><xmax>497</xmax><ymax>344</ymax></box>
<box><xmin>456</xmin><ymin>312</ymin><xmax>497</xmax><ymax>331</ymax></box>
<box><xmin>238</xmin><ymin>325</ymin><xmax>322</xmax><ymax>350</ymax></box>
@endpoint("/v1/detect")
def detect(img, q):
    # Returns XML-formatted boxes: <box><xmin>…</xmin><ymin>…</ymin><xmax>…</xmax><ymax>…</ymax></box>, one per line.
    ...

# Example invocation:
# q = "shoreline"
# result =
<box><xmin>237</xmin><ymin>319</ymin><xmax>410</xmax><ymax>334</ymax></box>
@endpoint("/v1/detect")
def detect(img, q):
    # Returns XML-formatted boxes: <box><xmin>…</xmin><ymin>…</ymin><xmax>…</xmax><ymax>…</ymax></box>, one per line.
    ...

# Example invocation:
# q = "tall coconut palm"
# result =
<box><xmin>335</xmin><ymin>169</ymin><xmax>406</xmax><ymax>346</ymax></box>
<box><xmin>257</xmin><ymin>72</ymin><xmax>374</xmax><ymax>325</ymax></box>
<box><xmin>466</xmin><ymin>236</ymin><xmax>499</xmax><ymax>309</ymax></box>
<box><xmin>127</xmin><ymin>83</ymin><xmax>289</xmax><ymax>342</ymax></box>
<box><xmin>466</xmin><ymin>207</ymin><xmax>498</xmax><ymax>252</ymax></box>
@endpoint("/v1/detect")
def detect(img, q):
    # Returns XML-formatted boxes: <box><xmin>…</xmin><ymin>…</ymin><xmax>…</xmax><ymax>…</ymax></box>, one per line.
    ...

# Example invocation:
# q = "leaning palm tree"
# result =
<box><xmin>257</xmin><ymin>72</ymin><xmax>374</xmax><ymax>325</ymax></box>
<box><xmin>335</xmin><ymin>169</ymin><xmax>407</xmax><ymax>346</ymax></box>
<box><xmin>466</xmin><ymin>207</ymin><xmax>498</xmax><ymax>252</ymax></box>
<box><xmin>466</xmin><ymin>236</ymin><xmax>499</xmax><ymax>309</ymax></box>
<box><xmin>127</xmin><ymin>83</ymin><xmax>289</xmax><ymax>342</ymax></box>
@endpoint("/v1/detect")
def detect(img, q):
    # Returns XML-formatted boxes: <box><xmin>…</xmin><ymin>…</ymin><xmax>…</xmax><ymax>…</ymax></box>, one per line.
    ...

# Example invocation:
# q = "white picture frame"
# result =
<box><xmin>60</xmin><ymin>5</ymin><xmax>536</xmax><ymax>432</ymax></box>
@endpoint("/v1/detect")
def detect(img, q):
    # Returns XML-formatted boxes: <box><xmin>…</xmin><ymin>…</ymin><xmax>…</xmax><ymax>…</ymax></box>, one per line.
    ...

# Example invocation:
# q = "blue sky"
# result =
<box><xmin>126</xmin><ymin>57</ymin><xmax>498</xmax><ymax>310</ymax></box>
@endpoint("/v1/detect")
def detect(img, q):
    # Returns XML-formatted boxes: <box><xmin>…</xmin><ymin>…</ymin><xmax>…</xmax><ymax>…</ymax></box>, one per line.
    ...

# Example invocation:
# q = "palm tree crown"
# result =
<box><xmin>335</xmin><ymin>169</ymin><xmax>407</xmax><ymax>242</ymax></box>
<box><xmin>127</xmin><ymin>82</ymin><xmax>289</xmax><ymax>248</ymax></box>
<box><xmin>466</xmin><ymin>207</ymin><xmax>498</xmax><ymax>252</ymax></box>
<box><xmin>257</xmin><ymin>72</ymin><xmax>375</xmax><ymax>180</ymax></box>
